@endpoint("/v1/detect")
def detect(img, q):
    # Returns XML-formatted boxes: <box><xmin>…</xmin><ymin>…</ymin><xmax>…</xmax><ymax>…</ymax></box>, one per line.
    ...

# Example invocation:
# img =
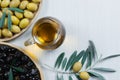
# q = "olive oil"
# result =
<box><xmin>36</xmin><ymin>23</ymin><xmax>58</xmax><ymax>43</ymax></box>
<box><xmin>27</xmin><ymin>17</ymin><xmax>66</xmax><ymax>50</ymax></box>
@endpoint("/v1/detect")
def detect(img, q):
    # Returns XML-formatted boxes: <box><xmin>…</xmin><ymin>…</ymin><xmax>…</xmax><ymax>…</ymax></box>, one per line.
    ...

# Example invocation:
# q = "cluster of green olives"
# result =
<box><xmin>0</xmin><ymin>0</ymin><xmax>41</xmax><ymax>38</ymax></box>
<box><xmin>73</xmin><ymin>62</ymin><xmax>90</xmax><ymax>80</ymax></box>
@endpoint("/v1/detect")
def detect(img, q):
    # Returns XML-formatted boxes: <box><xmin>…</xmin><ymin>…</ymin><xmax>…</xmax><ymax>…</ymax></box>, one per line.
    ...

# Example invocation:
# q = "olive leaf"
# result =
<box><xmin>70</xmin><ymin>50</ymin><xmax>85</xmax><ymax>70</ymax></box>
<box><xmin>89</xmin><ymin>40</ymin><xmax>98</xmax><ymax>60</ymax></box>
<box><xmin>57</xmin><ymin>74</ymin><xmax>64</xmax><ymax>80</ymax></box>
<box><xmin>61</xmin><ymin>58</ymin><xmax>67</xmax><ymax>70</ymax></box>
<box><xmin>81</xmin><ymin>49</ymin><xmax>88</xmax><ymax>66</ymax></box>
<box><xmin>99</xmin><ymin>54</ymin><xmax>120</xmax><ymax>62</ymax></box>
<box><xmin>57</xmin><ymin>74</ymin><xmax>61</xmax><ymax>80</ymax></box>
<box><xmin>8</xmin><ymin>8</ymin><xmax>24</xmax><ymax>13</ymax></box>
<box><xmin>8</xmin><ymin>12</ymin><xmax>12</xmax><ymax>30</ymax></box>
<box><xmin>8</xmin><ymin>68</ymin><xmax>13</xmax><ymax>80</ymax></box>
<box><xmin>88</xmin><ymin>71</ymin><xmax>105</xmax><ymax>80</ymax></box>
<box><xmin>86</xmin><ymin>47</ymin><xmax>92</xmax><ymax>68</ymax></box>
<box><xmin>69</xmin><ymin>76</ymin><xmax>73</xmax><ymax>80</ymax></box>
<box><xmin>11</xmin><ymin>58</ymin><xmax>17</xmax><ymax>65</ymax></box>
<box><xmin>65</xmin><ymin>51</ymin><xmax>77</xmax><ymax>71</ymax></box>
<box><xmin>92</xmin><ymin>67</ymin><xmax>116</xmax><ymax>72</ymax></box>
<box><xmin>86</xmin><ymin>40</ymin><xmax>98</xmax><ymax>68</ymax></box>
<box><xmin>75</xmin><ymin>74</ymin><xmax>82</xmax><ymax>80</ymax></box>
<box><xmin>54</xmin><ymin>52</ymin><xmax>65</xmax><ymax>68</ymax></box>
<box><xmin>61</xmin><ymin>75</ymin><xmax>64</xmax><ymax>80</ymax></box>
<box><xmin>86</xmin><ymin>41</ymin><xmax>98</xmax><ymax>68</ymax></box>
<box><xmin>12</xmin><ymin>66</ymin><xmax>24</xmax><ymax>73</ymax></box>
<box><xmin>74</xmin><ymin>50</ymin><xmax>85</xmax><ymax>62</ymax></box>
<box><xmin>0</xmin><ymin>12</ymin><xmax>6</xmax><ymax>28</ymax></box>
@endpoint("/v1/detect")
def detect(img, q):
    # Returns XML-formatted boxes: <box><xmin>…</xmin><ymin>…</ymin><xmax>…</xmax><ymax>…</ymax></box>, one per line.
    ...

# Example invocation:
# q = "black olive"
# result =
<box><xmin>27</xmin><ymin>62</ymin><xmax>34</xmax><ymax>67</ymax></box>
<box><xmin>21</xmin><ymin>56</ymin><xmax>28</xmax><ymax>61</ymax></box>
<box><xmin>20</xmin><ymin>75</ymin><xmax>26</xmax><ymax>79</ymax></box>
<box><xmin>6</xmin><ymin>56</ymin><xmax>13</xmax><ymax>62</ymax></box>
<box><xmin>0</xmin><ymin>59</ymin><xmax>4</xmax><ymax>63</ymax></box>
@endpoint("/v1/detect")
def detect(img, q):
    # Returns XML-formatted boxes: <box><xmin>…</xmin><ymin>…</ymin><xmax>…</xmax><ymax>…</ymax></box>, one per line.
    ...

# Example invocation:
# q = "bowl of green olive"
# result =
<box><xmin>0</xmin><ymin>0</ymin><xmax>42</xmax><ymax>41</ymax></box>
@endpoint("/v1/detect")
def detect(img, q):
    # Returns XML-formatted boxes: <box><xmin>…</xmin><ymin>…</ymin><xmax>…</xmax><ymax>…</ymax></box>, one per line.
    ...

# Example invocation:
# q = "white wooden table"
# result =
<box><xmin>10</xmin><ymin>0</ymin><xmax>120</xmax><ymax>80</ymax></box>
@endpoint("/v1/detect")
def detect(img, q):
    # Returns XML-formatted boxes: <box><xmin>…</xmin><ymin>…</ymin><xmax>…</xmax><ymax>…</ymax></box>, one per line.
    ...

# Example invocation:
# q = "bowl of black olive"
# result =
<box><xmin>0</xmin><ymin>42</ymin><xmax>44</xmax><ymax>80</ymax></box>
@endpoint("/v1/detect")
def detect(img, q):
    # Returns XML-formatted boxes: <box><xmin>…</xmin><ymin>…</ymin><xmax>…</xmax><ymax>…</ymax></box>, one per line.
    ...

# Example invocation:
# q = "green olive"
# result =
<box><xmin>19</xmin><ymin>18</ymin><xmax>29</xmax><ymax>29</ymax></box>
<box><xmin>19</xmin><ymin>1</ymin><xmax>29</xmax><ymax>10</ymax></box>
<box><xmin>1</xmin><ymin>0</ymin><xmax>10</xmax><ymax>8</ymax></box>
<box><xmin>79</xmin><ymin>72</ymin><xmax>90</xmax><ymax>80</ymax></box>
<box><xmin>32</xmin><ymin>0</ymin><xmax>41</xmax><ymax>3</ymax></box>
<box><xmin>27</xmin><ymin>3</ymin><xmax>38</xmax><ymax>11</ymax></box>
<box><xmin>10</xmin><ymin>0</ymin><xmax>20</xmax><ymax>8</ymax></box>
<box><xmin>24</xmin><ymin>10</ymin><xmax>34</xmax><ymax>19</ymax></box>
<box><xmin>11</xmin><ymin>25</ymin><xmax>21</xmax><ymax>33</ymax></box>
<box><xmin>72</xmin><ymin>62</ymin><xmax>82</xmax><ymax>73</ymax></box>
<box><xmin>15</xmin><ymin>12</ymin><xmax>23</xmax><ymax>19</ymax></box>
<box><xmin>2</xmin><ymin>28</ymin><xmax>13</xmax><ymax>37</ymax></box>
<box><xmin>11</xmin><ymin>16</ymin><xmax>20</xmax><ymax>25</ymax></box>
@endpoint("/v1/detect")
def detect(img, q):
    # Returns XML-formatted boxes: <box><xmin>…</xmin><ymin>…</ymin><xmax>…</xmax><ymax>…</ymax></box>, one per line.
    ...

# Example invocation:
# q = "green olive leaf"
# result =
<box><xmin>86</xmin><ymin>47</ymin><xmax>92</xmax><ymax>68</ymax></box>
<box><xmin>70</xmin><ymin>50</ymin><xmax>85</xmax><ymax>70</ymax></box>
<box><xmin>65</xmin><ymin>51</ymin><xmax>77</xmax><ymax>71</ymax></box>
<box><xmin>0</xmin><ymin>12</ymin><xmax>6</xmax><ymax>28</ymax></box>
<box><xmin>54</xmin><ymin>52</ymin><xmax>65</xmax><ymax>68</ymax></box>
<box><xmin>8</xmin><ymin>8</ymin><xmax>24</xmax><ymax>13</ymax></box>
<box><xmin>87</xmin><ymin>41</ymin><xmax>98</xmax><ymax>68</ymax></box>
<box><xmin>89</xmin><ymin>40</ymin><xmax>98</xmax><ymax>60</ymax></box>
<box><xmin>60</xmin><ymin>75</ymin><xmax>64</xmax><ymax>80</ymax></box>
<box><xmin>81</xmin><ymin>49</ymin><xmax>88</xmax><ymax>66</ymax></box>
<box><xmin>12</xmin><ymin>66</ymin><xmax>24</xmax><ymax>73</ymax></box>
<box><xmin>74</xmin><ymin>50</ymin><xmax>85</xmax><ymax>62</ymax></box>
<box><xmin>75</xmin><ymin>74</ymin><xmax>82</xmax><ymax>80</ymax></box>
<box><xmin>99</xmin><ymin>54</ymin><xmax>120</xmax><ymax>62</ymax></box>
<box><xmin>61</xmin><ymin>57</ymin><xmax>67</xmax><ymax>70</ymax></box>
<box><xmin>11</xmin><ymin>58</ymin><xmax>17</xmax><ymax>65</ymax></box>
<box><xmin>57</xmin><ymin>74</ymin><xmax>60</xmax><ymax>80</ymax></box>
<box><xmin>69</xmin><ymin>76</ymin><xmax>73</xmax><ymax>80</ymax></box>
<box><xmin>92</xmin><ymin>67</ymin><xmax>116</xmax><ymax>72</ymax></box>
<box><xmin>8</xmin><ymin>68</ymin><xmax>13</xmax><ymax>80</ymax></box>
<box><xmin>8</xmin><ymin>12</ymin><xmax>12</xmax><ymax>30</ymax></box>
<box><xmin>57</xmin><ymin>74</ymin><xmax>64</xmax><ymax>80</ymax></box>
<box><xmin>88</xmin><ymin>71</ymin><xmax>105</xmax><ymax>80</ymax></box>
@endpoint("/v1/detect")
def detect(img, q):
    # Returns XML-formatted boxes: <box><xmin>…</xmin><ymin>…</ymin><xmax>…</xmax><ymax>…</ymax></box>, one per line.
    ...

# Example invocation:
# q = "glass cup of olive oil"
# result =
<box><xmin>24</xmin><ymin>17</ymin><xmax>66</xmax><ymax>50</ymax></box>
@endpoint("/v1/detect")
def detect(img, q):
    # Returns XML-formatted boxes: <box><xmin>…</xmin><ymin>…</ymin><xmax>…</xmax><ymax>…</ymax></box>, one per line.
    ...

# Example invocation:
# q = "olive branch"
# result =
<box><xmin>0</xmin><ymin>8</ymin><xmax>24</xmax><ymax>30</ymax></box>
<box><xmin>41</xmin><ymin>40</ymin><xmax>120</xmax><ymax>80</ymax></box>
